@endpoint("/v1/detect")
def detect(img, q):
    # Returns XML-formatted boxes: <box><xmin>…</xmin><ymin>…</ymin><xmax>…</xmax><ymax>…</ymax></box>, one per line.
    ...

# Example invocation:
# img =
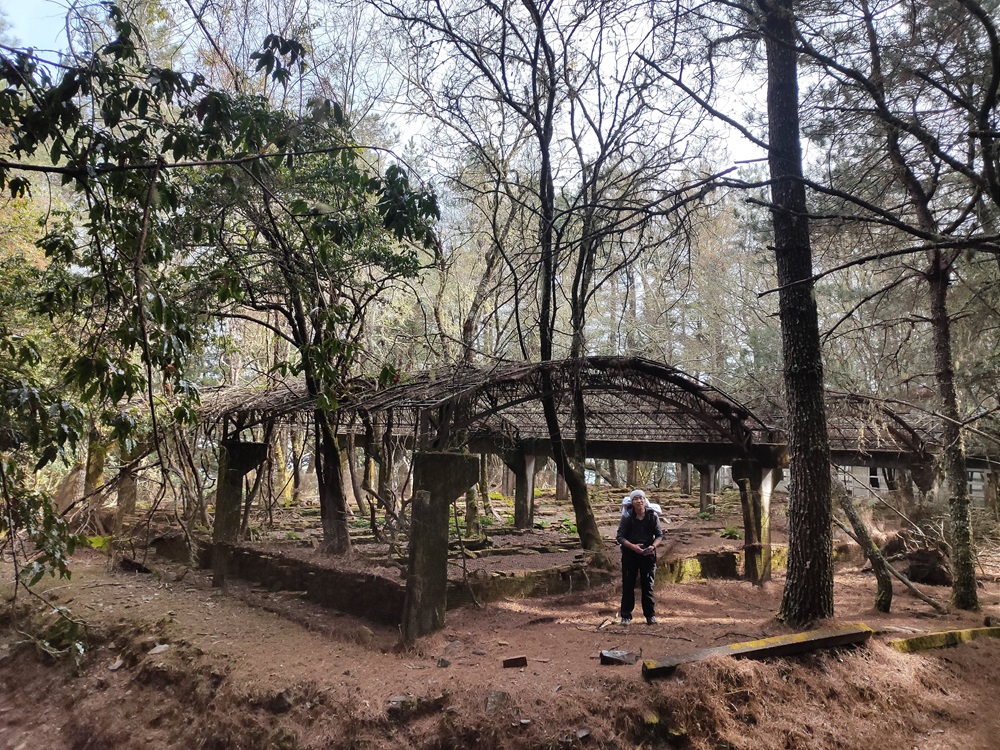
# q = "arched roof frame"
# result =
<box><xmin>347</xmin><ymin>356</ymin><xmax>774</xmax><ymax>455</ymax></box>
<box><xmin>196</xmin><ymin>359</ymin><xmax>969</xmax><ymax>472</ymax></box>
<box><xmin>824</xmin><ymin>391</ymin><xmax>939</xmax><ymax>465</ymax></box>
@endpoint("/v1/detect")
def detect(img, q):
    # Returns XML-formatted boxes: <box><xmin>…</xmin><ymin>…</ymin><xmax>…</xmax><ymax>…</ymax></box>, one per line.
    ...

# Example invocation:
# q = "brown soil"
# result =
<box><xmin>3</xmin><ymin>488</ymin><xmax>1000</xmax><ymax>750</ymax></box>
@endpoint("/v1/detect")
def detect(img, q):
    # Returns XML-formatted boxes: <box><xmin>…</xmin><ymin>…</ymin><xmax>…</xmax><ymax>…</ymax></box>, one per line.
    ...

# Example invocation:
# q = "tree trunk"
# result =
<box><xmin>273</xmin><ymin>428</ymin><xmax>291</xmax><ymax>508</ymax></box>
<box><xmin>84</xmin><ymin>427</ymin><xmax>109</xmax><ymax>535</ymax></box>
<box><xmin>290</xmin><ymin>426</ymin><xmax>304</xmax><ymax>505</ymax></box>
<box><xmin>561</xmin><ymin>458</ymin><xmax>605</xmax><ymax>555</ymax></box>
<box><xmin>526</xmin><ymin>23</ymin><xmax>603</xmax><ymax>560</ymax></box>
<box><xmin>347</xmin><ymin>433</ymin><xmax>366</xmax><ymax>517</ymax></box>
<box><xmin>986</xmin><ymin>471</ymin><xmax>999</xmax><ymax>521</ymax></box>
<box><xmin>736</xmin><ymin>476</ymin><xmax>761</xmax><ymax>582</ymax></box>
<box><xmin>377</xmin><ymin>437</ymin><xmax>396</xmax><ymax>517</ymax></box>
<box><xmin>626</xmin><ymin>460</ymin><xmax>638</xmax><ymax>487</ymax></box>
<box><xmin>928</xmin><ymin>257</ymin><xmax>978</xmax><ymax>610</ymax></box>
<box><xmin>608</xmin><ymin>459</ymin><xmax>620</xmax><ymax>488</ymax></box>
<box><xmin>760</xmin><ymin>0</ymin><xmax>835</xmax><ymax>627</ymax></box>
<box><xmin>480</xmin><ymin>453</ymin><xmax>501</xmax><ymax>521</ymax></box>
<box><xmin>115</xmin><ymin>471</ymin><xmax>137</xmax><ymax>535</ymax></box>
<box><xmin>84</xmin><ymin>427</ymin><xmax>107</xmax><ymax>497</ymax></box>
<box><xmin>315</xmin><ymin>412</ymin><xmax>352</xmax><ymax>555</ymax></box>
<box><xmin>898</xmin><ymin>468</ymin><xmax>917</xmax><ymax>517</ymax></box>
<box><xmin>465</xmin><ymin>485</ymin><xmax>482</xmax><ymax>539</ymax></box>
<box><xmin>839</xmin><ymin>494</ymin><xmax>893</xmax><ymax>612</ymax></box>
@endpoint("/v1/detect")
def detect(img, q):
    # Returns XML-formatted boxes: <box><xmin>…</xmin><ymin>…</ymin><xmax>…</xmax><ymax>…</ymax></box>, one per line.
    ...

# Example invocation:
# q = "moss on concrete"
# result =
<box><xmin>890</xmin><ymin>627</ymin><xmax>1000</xmax><ymax>653</ymax></box>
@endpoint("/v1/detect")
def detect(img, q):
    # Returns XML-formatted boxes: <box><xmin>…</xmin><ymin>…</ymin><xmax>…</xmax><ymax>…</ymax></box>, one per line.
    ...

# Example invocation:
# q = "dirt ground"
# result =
<box><xmin>3</xmin><ymin>488</ymin><xmax>1000</xmax><ymax>750</ymax></box>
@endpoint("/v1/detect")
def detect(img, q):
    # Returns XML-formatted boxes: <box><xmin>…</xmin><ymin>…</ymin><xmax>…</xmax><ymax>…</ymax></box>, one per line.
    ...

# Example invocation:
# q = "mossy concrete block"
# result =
<box><xmin>655</xmin><ymin>546</ymin><xmax>789</xmax><ymax>586</ymax></box>
<box><xmin>890</xmin><ymin>626</ymin><xmax>1000</xmax><ymax>653</ymax></box>
<box><xmin>643</xmin><ymin>622</ymin><xmax>874</xmax><ymax>679</ymax></box>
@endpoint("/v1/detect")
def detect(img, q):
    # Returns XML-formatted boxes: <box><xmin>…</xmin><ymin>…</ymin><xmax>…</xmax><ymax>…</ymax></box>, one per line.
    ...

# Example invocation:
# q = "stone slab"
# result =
<box><xmin>642</xmin><ymin>622</ymin><xmax>874</xmax><ymax>679</ymax></box>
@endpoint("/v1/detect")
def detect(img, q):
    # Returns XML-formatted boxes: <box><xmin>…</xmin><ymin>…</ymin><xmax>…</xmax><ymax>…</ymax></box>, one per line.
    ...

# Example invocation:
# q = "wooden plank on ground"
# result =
<box><xmin>642</xmin><ymin>623</ymin><xmax>874</xmax><ymax>680</ymax></box>
<box><xmin>890</xmin><ymin>627</ymin><xmax>1000</xmax><ymax>653</ymax></box>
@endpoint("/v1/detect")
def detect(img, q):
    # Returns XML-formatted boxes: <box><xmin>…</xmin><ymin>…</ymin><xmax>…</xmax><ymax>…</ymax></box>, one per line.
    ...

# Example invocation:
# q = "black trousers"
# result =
<box><xmin>620</xmin><ymin>548</ymin><xmax>656</xmax><ymax>619</ymax></box>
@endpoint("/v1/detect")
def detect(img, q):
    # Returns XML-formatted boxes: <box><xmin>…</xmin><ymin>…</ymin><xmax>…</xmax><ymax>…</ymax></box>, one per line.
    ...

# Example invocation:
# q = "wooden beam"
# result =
<box><xmin>642</xmin><ymin>623</ymin><xmax>874</xmax><ymax>680</ymax></box>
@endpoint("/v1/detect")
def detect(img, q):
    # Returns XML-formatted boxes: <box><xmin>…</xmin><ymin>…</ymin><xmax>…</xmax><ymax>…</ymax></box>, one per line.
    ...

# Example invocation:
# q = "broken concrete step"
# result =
<box><xmin>502</xmin><ymin>655</ymin><xmax>528</xmax><ymax>668</ymax></box>
<box><xmin>642</xmin><ymin>622</ymin><xmax>874</xmax><ymax>679</ymax></box>
<box><xmin>600</xmin><ymin>649</ymin><xmax>639</xmax><ymax>665</ymax></box>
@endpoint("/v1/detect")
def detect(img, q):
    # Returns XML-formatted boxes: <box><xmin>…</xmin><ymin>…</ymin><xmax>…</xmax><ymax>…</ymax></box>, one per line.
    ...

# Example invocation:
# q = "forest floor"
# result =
<box><xmin>3</xmin><ymin>487</ymin><xmax>1000</xmax><ymax>750</ymax></box>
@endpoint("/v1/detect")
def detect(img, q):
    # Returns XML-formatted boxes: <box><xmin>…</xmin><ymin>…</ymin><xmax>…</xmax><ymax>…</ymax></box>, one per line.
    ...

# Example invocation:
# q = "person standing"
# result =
<box><xmin>620</xmin><ymin>488</ymin><xmax>662</xmax><ymax>517</ymax></box>
<box><xmin>616</xmin><ymin>490</ymin><xmax>662</xmax><ymax>625</ymax></box>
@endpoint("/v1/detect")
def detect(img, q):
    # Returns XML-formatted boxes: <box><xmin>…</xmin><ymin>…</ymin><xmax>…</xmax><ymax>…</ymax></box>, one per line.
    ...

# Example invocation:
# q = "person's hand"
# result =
<box><xmin>644</xmin><ymin>546</ymin><xmax>656</xmax><ymax>555</ymax></box>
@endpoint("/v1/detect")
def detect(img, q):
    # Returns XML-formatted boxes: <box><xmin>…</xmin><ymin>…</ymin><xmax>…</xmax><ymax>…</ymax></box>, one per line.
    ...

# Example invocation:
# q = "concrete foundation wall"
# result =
<box><xmin>201</xmin><ymin>543</ymin><xmax>406</xmax><ymax>625</ymax></box>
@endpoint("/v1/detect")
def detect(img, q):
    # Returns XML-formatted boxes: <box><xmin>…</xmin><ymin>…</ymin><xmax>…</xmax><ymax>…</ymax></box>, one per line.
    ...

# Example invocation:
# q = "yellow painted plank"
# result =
<box><xmin>890</xmin><ymin>627</ymin><xmax>1000</xmax><ymax>653</ymax></box>
<box><xmin>643</xmin><ymin>623</ymin><xmax>874</xmax><ymax>680</ymax></box>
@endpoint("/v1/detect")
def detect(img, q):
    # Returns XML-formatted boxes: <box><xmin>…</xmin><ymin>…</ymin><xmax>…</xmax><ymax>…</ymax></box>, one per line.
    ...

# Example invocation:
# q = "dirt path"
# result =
<box><xmin>5</xmin><ymin>488</ymin><xmax>1000</xmax><ymax>749</ymax></box>
<box><xmin>4</xmin><ymin>542</ymin><xmax>1000</xmax><ymax>750</ymax></box>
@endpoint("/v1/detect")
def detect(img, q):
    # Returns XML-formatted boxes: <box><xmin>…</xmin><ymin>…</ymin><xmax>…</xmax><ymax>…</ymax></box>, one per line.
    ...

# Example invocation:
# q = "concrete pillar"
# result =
<box><xmin>504</xmin><ymin>451</ymin><xmax>536</xmax><ymax>529</ymax></box>
<box><xmin>695</xmin><ymin>464</ymin><xmax>715</xmax><ymax>514</ymax></box>
<box><xmin>555</xmin><ymin>470</ymin><xmax>569</xmax><ymax>502</ymax></box>
<box><xmin>212</xmin><ymin>440</ymin><xmax>268</xmax><ymax>587</ymax></box>
<box><xmin>732</xmin><ymin>460</ymin><xmax>774</xmax><ymax>585</ymax></box>
<box><xmin>678</xmin><ymin>463</ymin><xmax>691</xmax><ymax>495</ymax></box>
<box><xmin>502</xmin><ymin>466</ymin><xmax>514</xmax><ymax>497</ymax></box>
<box><xmin>401</xmin><ymin>452</ymin><xmax>479</xmax><ymax>645</ymax></box>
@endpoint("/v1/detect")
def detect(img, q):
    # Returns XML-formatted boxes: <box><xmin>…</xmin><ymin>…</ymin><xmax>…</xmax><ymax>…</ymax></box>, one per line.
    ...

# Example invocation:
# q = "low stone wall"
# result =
<box><xmin>188</xmin><ymin>541</ymin><xmax>787</xmax><ymax>624</ymax></box>
<box><xmin>202</xmin><ymin>543</ymin><xmax>406</xmax><ymax>625</ymax></box>
<box><xmin>197</xmin><ymin>542</ymin><xmax>614</xmax><ymax>621</ymax></box>
<box><xmin>447</xmin><ymin>563</ymin><xmax>614</xmax><ymax>607</ymax></box>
